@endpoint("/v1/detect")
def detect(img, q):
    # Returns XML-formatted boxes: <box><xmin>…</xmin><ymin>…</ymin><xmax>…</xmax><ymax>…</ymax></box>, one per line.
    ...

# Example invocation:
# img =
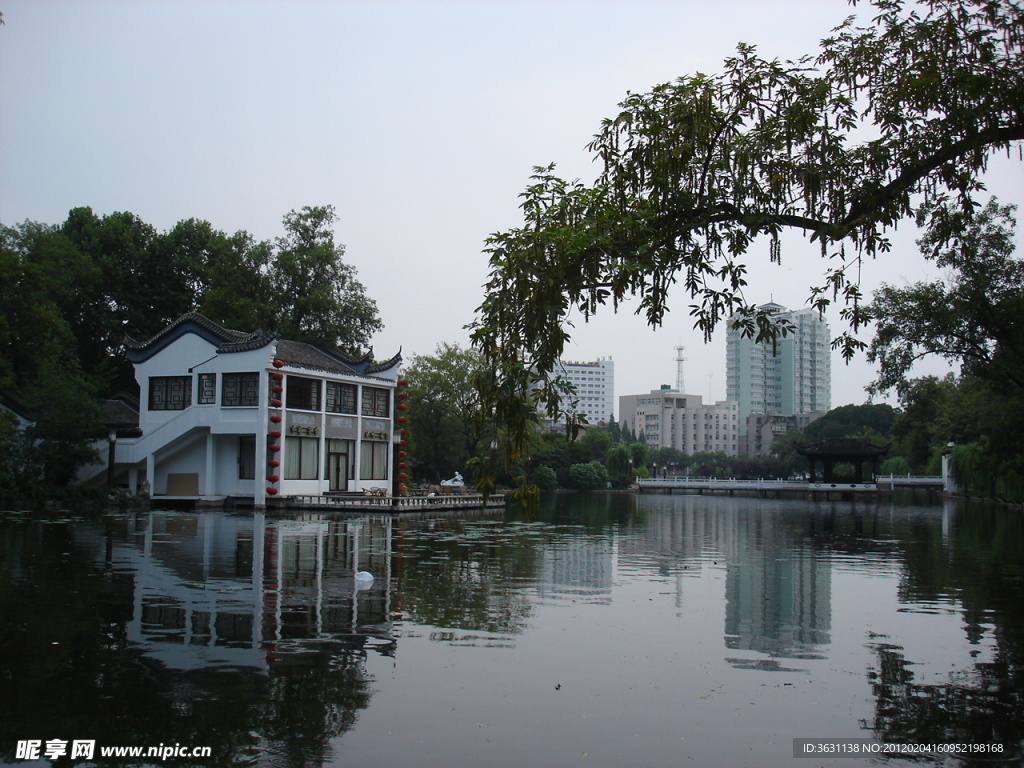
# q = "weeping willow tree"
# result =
<box><xmin>470</xmin><ymin>0</ymin><xmax>1024</xmax><ymax>458</ymax></box>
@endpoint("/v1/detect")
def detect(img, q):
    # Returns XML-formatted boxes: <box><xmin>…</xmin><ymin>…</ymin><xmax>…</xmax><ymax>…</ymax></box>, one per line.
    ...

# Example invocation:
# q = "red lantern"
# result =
<box><xmin>269</xmin><ymin>444</ymin><xmax>281</xmax><ymax>452</ymax></box>
<box><xmin>397</xmin><ymin>416</ymin><xmax>406</xmax><ymax>424</ymax></box>
<box><xmin>273</xmin><ymin>359</ymin><xmax>285</xmax><ymax>368</ymax></box>
<box><xmin>398</xmin><ymin>462</ymin><xmax>407</xmax><ymax>469</ymax></box>
<box><xmin>270</xmin><ymin>414</ymin><xmax>282</xmax><ymax>423</ymax></box>
<box><xmin>271</xmin><ymin>371</ymin><xmax>283</xmax><ymax>381</ymax></box>
<box><xmin>399</xmin><ymin>429</ymin><xmax>407</xmax><ymax>435</ymax></box>
<box><xmin>268</xmin><ymin>459</ymin><xmax>280</xmax><ymax>468</ymax></box>
<box><xmin>398</xmin><ymin>378</ymin><xmax>408</xmax><ymax>386</ymax></box>
<box><xmin>271</xmin><ymin>399</ymin><xmax>282</xmax><ymax>408</ymax></box>
<box><xmin>272</xmin><ymin>385</ymin><xmax>283</xmax><ymax>394</ymax></box>
<box><xmin>397</xmin><ymin>391</ymin><xmax>408</xmax><ymax>399</ymax></box>
<box><xmin>398</xmin><ymin>472</ymin><xmax>408</xmax><ymax>480</ymax></box>
<box><xmin>266</xmin><ymin>487</ymin><xmax>279</xmax><ymax>495</ymax></box>
<box><xmin>267</xmin><ymin>474</ymin><xmax>280</xmax><ymax>482</ymax></box>
<box><xmin>268</xmin><ymin>430</ymin><xmax>281</xmax><ymax>438</ymax></box>
<box><xmin>398</xmin><ymin>451</ymin><xmax>407</xmax><ymax>459</ymax></box>
<box><xmin>397</xmin><ymin>403</ymin><xmax>407</xmax><ymax>411</ymax></box>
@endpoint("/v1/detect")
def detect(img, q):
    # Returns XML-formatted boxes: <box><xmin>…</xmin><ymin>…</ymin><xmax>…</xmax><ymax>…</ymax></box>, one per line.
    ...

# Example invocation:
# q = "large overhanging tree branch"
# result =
<box><xmin>471</xmin><ymin>0</ymin><xmax>1024</xmax><ymax>450</ymax></box>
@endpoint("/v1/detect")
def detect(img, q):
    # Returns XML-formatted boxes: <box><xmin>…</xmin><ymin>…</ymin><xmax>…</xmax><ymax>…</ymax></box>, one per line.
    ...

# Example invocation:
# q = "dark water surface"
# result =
<box><xmin>1</xmin><ymin>493</ymin><xmax>1022</xmax><ymax>768</ymax></box>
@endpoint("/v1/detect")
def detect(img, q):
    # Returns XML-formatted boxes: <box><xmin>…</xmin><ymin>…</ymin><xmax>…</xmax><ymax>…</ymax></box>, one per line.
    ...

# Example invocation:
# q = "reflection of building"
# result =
<box><xmin>618</xmin><ymin>496</ymin><xmax>832</xmax><ymax>661</ymax></box>
<box><xmin>538</xmin><ymin>538</ymin><xmax>613</xmax><ymax>603</ymax></box>
<box><xmin>722</xmin><ymin>514</ymin><xmax>831</xmax><ymax>658</ymax></box>
<box><xmin>81</xmin><ymin>312</ymin><xmax>402</xmax><ymax>502</ymax></box>
<box><xmin>619</xmin><ymin>387</ymin><xmax>739</xmax><ymax>455</ymax></box>
<box><xmin>724</xmin><ymin>548</ymin><xmax>831</xmax><ymax>656</ymax></box>
<box><xmin>77</xmin><ymin>512</ymin><xmax>394</xmax><ymax>671</ymax></box>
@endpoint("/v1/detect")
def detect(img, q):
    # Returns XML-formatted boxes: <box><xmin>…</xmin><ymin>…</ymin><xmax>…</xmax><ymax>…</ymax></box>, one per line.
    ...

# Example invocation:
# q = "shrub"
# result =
<box><xmin>567</xmin><ymin>461</ymin><xmax>609</xmax><ymax>491</ymax></box>
<box><xmin>530</xmin><ymin>464</ymin><xmax>558</xmax><ymax>490</ymax></box>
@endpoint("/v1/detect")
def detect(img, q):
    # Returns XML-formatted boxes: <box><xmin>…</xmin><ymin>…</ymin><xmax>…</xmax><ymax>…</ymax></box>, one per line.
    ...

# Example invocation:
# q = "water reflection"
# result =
<box><xmin>1</xmin><ymin>494</ymin><xmax>1022</xmax><ymax>767</ymax></box>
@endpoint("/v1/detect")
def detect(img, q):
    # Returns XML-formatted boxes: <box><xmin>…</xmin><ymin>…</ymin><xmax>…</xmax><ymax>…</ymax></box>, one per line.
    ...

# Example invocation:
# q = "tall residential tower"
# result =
<box><xmin>726</xmin><ymin>303</ymin><xmax>830</xmax><ymax>451</ymax></box>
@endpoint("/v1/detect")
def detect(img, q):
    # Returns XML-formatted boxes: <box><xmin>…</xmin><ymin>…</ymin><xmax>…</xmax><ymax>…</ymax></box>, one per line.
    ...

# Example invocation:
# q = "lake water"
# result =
<box><xmin>1</xmin><ymin>492</ymin><xmax>1022</xmax><ymax>768</ymax></box>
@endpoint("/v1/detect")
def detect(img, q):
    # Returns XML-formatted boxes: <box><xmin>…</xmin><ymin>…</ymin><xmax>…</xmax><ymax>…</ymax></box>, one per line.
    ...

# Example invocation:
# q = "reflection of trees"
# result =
<box><xmin>258</xmin><ymin>639</ymin><xmax>374</xmax><ymax>768</ymax></box>
<box><xmin>394</xmin><ymin>520</ymin><xmax>539</xmax><ymax>634</ymax></box>
<box><xmin>864</xmin><ymin>641</ymin><xmax>1023</xmax><ymax>764</ymax></box>
<box><xmin>862</xmin><ymin>503</ymin><xmax>1024</xmax><ymax>762</ymax></box>
<box><xmin>0</xmin><ymin>516</ymin><xmax>378</xmax><ymax>768</ymax></box>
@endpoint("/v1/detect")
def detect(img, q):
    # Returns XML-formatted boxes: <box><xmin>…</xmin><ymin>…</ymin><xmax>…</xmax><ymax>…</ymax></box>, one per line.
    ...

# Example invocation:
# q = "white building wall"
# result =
<box><xmin>556</xmin><ymin>358</ymin><xmax>615</xmax><ymax>424</ymax></box>
<box><xmin>619</xmin><ymin>389</ymin><xmax>739</xmax><ymax>456</ymax></box>
<box><xmin>110</xmin><ymin>319</ymin><xmax>400</xmax><ymax>502</ymax></box>
<box><xmin>726</xmin><ymin>303</ymin><xmax>831</xmax><ymax>427</ymax></box>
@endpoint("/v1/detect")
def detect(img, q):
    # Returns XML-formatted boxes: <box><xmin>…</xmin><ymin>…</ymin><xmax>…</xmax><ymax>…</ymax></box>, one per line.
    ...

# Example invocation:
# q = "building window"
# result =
<box><xmin>149</xmin><ymin>376</ymin><xmax>192</xmax><ymax>411</ymax></box>
<box><xmin>238</xmin><ymin>436</ymin><xmax>255</xmax><ymax>479</ymax></box>
<box><xmin>223</xmin><ymin>373</ymin><xmax>260</xmax><ymax>407</ymax></box>
<box><xmin>286</xmin><ymin>376</ymin><xmax>321</xmax><ymax>411</ymax></box>
<box><xmin>284</xmin><ymin>436</ymin><xmax>319</xmax><ymax>480</ymax></box>
<box><xmin>359</xmin><ymin>440</ymin><xmax>389</xmax><ymax>480</ymax></box>
<box><xmin>198</xmin><ymin>373</ymin><xmax>216</xmax><ymax>404</ymax></box>
<box><xmin>326</xmin><ymin>381</ymin><xmax>357</xmax><ymax>414</ymax></box>
<box><xmin>361</xmin><ymin>387</ymin><xmax>390</xmax><ymax>417</ymax></box>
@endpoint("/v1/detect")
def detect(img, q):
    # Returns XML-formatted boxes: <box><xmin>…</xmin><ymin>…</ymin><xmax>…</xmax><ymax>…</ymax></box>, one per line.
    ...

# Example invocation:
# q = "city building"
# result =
<box><xmin>742</xmin><ymin>411</ymin><xmax>826</xmax><ymax>458</ymax></box>
<box><xmin>618</xmin><ymin>386</ymin><xmax>740</xmax><ymax>456</ymax></box>
<box><xmin>726</xmin><ymin>303</ymin><xmax>831</xmax><ymax>454</ymax></box>
<box><xmin>551</xmin><ymin>357</ymin><xmax>615</xmax><ymax>426</ymax></box>
<box><xmin>79</xmin><ymin>312</ymin><xmax>402</xmax><ymax>503</ymax></box>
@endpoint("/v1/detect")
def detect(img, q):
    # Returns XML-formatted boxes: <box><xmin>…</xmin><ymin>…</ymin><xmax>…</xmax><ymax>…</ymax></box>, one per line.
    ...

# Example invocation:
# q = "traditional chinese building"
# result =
<box><xmin>82</xmin><ymin>312</ymin><xmax>402</xmax><ymax>505</ymax></box>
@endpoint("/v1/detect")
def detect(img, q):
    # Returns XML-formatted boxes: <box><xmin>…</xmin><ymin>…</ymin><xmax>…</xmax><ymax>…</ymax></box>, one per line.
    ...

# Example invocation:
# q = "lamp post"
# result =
<box><xmin>107</xmin><ymin>429</ymin><xmax>117</xmax><ymax>488</ymax></box>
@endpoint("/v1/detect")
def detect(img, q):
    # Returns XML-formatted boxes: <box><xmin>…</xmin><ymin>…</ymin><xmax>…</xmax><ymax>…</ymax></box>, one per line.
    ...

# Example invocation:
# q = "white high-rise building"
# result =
<box><xmin>554</xmin><ymin>358</ymin><xmax>616</xmax><ymax>425</ymax></box>
<box><xmin>726</xmin><ymin>302</ymin><xmax>831</xmax><ymax>437</ymax></box>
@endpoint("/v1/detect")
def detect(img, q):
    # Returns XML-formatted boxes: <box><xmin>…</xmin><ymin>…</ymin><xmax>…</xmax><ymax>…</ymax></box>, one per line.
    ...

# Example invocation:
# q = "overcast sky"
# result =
<box><xmin>2</xmin><ymin>0</ymin><xmax>1021</xmax><ymax>411</ymax></box>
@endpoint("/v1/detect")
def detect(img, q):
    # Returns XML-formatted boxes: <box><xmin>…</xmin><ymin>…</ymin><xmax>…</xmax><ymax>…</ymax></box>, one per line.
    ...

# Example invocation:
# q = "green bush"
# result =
<box><xmin>567</xmin><ymin>461</ymin><xmax>609</xmax><ymax>491</ymax></box>
<box><xmin>530</xmin><ymin>464</ymin><xmax>558</xmax><ymax>490</ymax></box>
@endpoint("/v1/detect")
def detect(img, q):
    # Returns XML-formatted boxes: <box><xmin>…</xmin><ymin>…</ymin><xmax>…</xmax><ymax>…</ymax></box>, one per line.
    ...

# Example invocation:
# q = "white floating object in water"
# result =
<box><xmin>355</xmin><ymin>571</ymin><xmax>374</xmax><ymax>582</ymax></box>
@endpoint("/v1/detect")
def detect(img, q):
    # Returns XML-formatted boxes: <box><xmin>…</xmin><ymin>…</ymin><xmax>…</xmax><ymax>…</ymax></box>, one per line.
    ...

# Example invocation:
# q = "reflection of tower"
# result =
<box><xmin>721</xmin><ymin>512</ymin><xmax>831</xmax><ymax>660</ymax></box>
<box><xmin>674</xmin><ymin>346</ymin><xmax>687</xmax><ymax>393</ymax></box>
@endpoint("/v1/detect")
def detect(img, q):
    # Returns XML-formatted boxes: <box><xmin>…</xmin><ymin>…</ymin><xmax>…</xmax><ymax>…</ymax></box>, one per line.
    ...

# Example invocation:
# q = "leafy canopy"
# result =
<box><xmin>471</xmin><ymin>0</ymin><xmax>1024</xmax><ymax>449</ymax></box>
<box><xmin>868</xmin><ymin>197</ymin><xmax>1024</xmax><ymax>395</ymax></box>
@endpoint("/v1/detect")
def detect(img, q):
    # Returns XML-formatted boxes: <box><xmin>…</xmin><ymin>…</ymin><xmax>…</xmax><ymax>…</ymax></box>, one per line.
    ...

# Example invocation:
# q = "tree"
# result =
<box><xmin>196</xmin><ymin>229</ymin><xmax>274</xmax><ymax>333</ymax></box>
<box><xmin>471</xmin><ymin>0</ymin><xmax>1024</xmax><ymax>448</ymax></box>
<box><xmin>803</xmin><ymin>403</ymin><xmax>896</xmax><ymax>443</ymax></box>
<box><xmin>605</xmin><ymin>445</ymin><xmax>634</xmax><ymax>486</ymax></box>
<box><xmin>529</xmin><ymin>464</ymin><xmax>558</xmax><ymax>491</ymax></box>
<box><xmin>578</xmin><ymin>426</ymin><xmax>613</xmax><ymax>462</ymax></box>
<box><xmin>404</xmin><ymin>343</ymin><xmax>491</xmax><ymax>483</ymax></box>
<box><xmin>271</xmin><ymin>206</ymin><xmax>381</xmax><ymax>355</ymax></box>
<box><xmin>567</xmin><ymin>461</ymin><xmax>609</xmax><ymax>491</ymax></box>
<box><xmin>868</xmin><ymin>198</ymin><xmax>1024</xmax><ymax>395</ymax></box>
<box><xmin>0</xmin><ymin>221</ymin><xmax>104</xmax><ymax>497</ymax></box>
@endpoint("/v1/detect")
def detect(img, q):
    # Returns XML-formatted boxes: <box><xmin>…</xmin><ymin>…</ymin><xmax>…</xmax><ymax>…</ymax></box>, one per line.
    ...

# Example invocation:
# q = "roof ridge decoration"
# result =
<box><xmin>124</xmin><ymin>311</ymin><xmax>273</xmax><ymax>363</ymax></box>
<box><xmin>124</xmin><ymin>312</ymin><xmax>402</xmax><ymax>373</ymax></box>
<box><xmin>364</xmin><ymin>349</ymin><xmax>403</xmax><ymax>374</ymax></box>
<box><xmin>273</xmin><ymin>340</ymin><xmax>402</xmax><ymax>378</ymax></box>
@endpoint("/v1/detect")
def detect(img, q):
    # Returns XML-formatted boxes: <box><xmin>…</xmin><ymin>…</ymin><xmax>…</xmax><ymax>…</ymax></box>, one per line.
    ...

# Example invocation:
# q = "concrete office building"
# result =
<box><xmin>619</xmin><ymin>387</ymin><xmax>739</xmax><ymax>456</ymax></box>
